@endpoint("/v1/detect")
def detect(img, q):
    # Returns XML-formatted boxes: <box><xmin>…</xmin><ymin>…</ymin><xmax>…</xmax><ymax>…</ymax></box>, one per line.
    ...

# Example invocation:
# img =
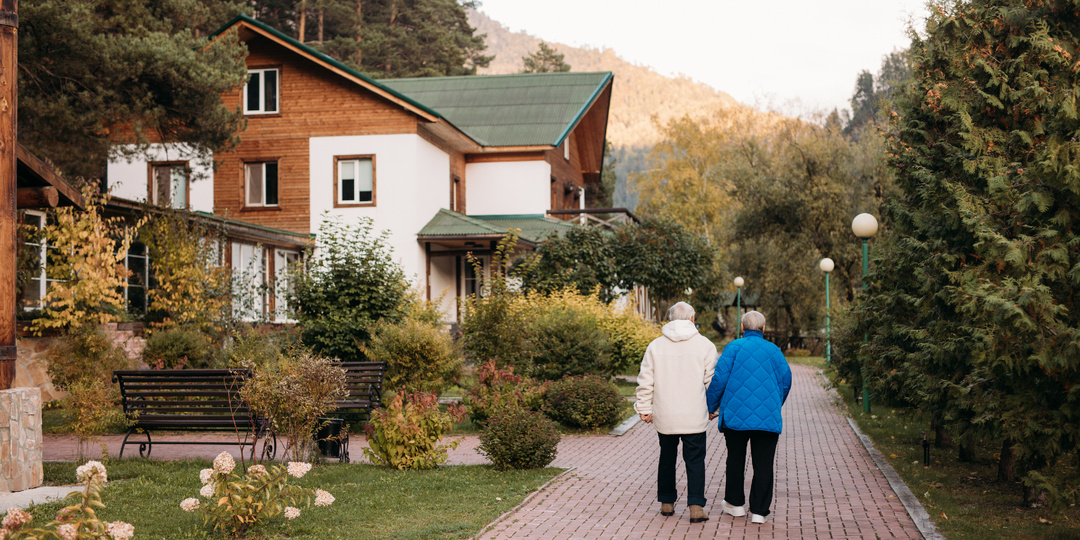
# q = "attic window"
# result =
<box><xmin>245</xmin><ymin>68</ymin><xmax>279</xmax><ymax>114</ymax></box>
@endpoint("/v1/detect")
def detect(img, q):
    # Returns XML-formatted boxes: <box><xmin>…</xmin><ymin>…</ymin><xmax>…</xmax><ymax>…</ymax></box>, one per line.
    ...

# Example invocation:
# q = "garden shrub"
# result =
<box><xmin>241</xmin><ymin>351</ymin><xmax>348</xmax><ymax>462</ymax></box>
<box><xmin>462</xmin><ymin>360</ymin><xmax>546</xmax><ymax>426</ymax></box>
<box><xmin>363</xmin><ymin>391</ymin><xmax>466</xmax><ymax>470</ymax></box>
<box><xmin>63</xmin><ymin>378</ymin><xmax>131</xmax><ymax>460</ymax></box>
<box><xmin>289</xmin><ymin>215</ymin><xmax>409</xmax><ymax>362</ymax></box>
<box><xmin>460</xmin><ymin>233</ymin><xmax>535</xmax><ymax>369</ymax></box>
<box><xmin>364</xmin><ymin>297</ymin><xmax>462</xmax><ymax>395</ymax></box>
<box><xmin>543</xmin><ymin>375</ymin><xmax>625</xmax><ymax>429</ymax></box>
<box><xmin>216</xmin><ymin>323</ymin><xmax>300</xmax><ymax>369</ymax></box>
<box><xmin>478</xmin><ymin>408</ymin><xmax>560</xmax><ymax>470</ymax></box>
<box><xmin>46</xmin><ymin>324</ymin><xmax>133</xmax><ymax>390</ymax></box>
<box><xmin>529</xmin><ymin>306</ymin><xmax>611</xmax><ymax>381</ymax></box>
<box><xmin>524</xmin><ymin>288</ymin><xmax>657</xmax><ymax>377</ymax></box>
<box><xmin>141</xmin><ymin>325</ymin><xmax>211</xmax><ymax>369</ymax></box>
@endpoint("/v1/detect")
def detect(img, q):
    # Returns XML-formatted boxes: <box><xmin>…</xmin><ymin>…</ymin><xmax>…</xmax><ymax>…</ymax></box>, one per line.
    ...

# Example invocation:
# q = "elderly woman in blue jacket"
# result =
<box><xmin>706</xmin><ymin>310</ymin><xmax>792</xmax><ymax>524</ymax></box>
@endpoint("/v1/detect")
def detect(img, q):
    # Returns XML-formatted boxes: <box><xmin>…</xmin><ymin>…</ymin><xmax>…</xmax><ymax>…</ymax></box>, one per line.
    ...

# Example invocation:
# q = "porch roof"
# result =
<box><xmin>417</xmin><ymin>208</ymin><xmax>576</xmax><ymax>246</ymax></box>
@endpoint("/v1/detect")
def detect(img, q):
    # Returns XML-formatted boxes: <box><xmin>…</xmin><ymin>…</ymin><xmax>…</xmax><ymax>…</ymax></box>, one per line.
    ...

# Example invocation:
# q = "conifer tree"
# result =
<box><xmin>521</xmin><ymin>41</ymin><xmax>570</xmax><ymax>73</ymax></box>
<box><xmin>837</xmin><ymin>0</ymin><xmax>1080</xmax><ymax>508</ymax></box>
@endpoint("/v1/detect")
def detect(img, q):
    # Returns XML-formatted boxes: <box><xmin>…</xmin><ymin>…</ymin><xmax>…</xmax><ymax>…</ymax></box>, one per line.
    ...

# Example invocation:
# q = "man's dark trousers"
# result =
<box><xmin>722</xmin><ymin>428</ymin><xmax>779</xmax><ymax>515</ymax></box>
<box><xmin>657</xmin><ymin>432</ymin><xmax>707</xmax><ymax>506</ymax></box>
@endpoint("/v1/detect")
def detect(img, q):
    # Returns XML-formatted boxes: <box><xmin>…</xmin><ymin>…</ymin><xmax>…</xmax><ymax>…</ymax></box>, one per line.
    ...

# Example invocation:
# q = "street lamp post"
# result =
<box><xmin>819</xmin><ymin>258</ymin><xmax>834</xmax><ymax>365</ymax></box>
<box><xmin>733</xmin><ymin>276</ymin><xmax>744</xmax><ymax>339</ymax></box>
<box><xmin>852</xmin><ymin>213</ymin><xmax>879</xmax><ymax>414</ymax></box>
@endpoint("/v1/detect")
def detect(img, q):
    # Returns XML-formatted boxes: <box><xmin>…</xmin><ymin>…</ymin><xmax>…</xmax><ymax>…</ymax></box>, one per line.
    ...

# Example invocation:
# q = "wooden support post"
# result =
<box><xmin>17</xmin><ymin>186</ymin><xmax>58</xmax><ymax>208</ymax></box>
<box><xmin>0</xmin><ymin>0</ymin><xmax>18</xmax><ymax>389</ymax></box>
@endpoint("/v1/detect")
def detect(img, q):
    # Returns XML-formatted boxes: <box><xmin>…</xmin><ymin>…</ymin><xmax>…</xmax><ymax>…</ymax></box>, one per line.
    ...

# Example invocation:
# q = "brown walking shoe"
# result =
<box><xmin>660</xmin><ymin>503</ymin><xmax>674</xmax><ymax>516</ymax></box>
<box><xmin>689</xmin><ymin>505</ymin><xmax>709</xmax><ymax>523</ymax></box>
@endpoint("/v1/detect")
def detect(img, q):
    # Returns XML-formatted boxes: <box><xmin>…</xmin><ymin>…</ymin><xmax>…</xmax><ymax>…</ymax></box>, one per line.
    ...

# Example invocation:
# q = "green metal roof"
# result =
<box><xmin>418</xmin><ymin>209</ymin><xmax>577</xmax><ymax>244</ymax></box>
<box><xmin>379</xmin><ymin>72</ymin><xmax>613</xmax><ymax>147</ymax></box>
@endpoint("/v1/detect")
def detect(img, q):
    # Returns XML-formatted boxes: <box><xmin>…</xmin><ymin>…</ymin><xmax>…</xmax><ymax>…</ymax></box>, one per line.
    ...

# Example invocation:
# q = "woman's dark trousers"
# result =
<box><xmin>657</xmin><ymin>432</ymin><xmax>707</xmax><ymax>507</ymax></box>
<box><xmin>722</xmin><ymin>428</ymin><xmax>779</xmax><ymax>516</ymax></box>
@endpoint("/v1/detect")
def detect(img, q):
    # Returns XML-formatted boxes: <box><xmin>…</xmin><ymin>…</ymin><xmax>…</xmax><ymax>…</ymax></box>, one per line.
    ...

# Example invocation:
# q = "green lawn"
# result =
<box><xmin>830</xmin><ymin>375</ymin><xmax>1080</xmax><ymax>540</ymax></box>
<box><xmin>36</xmin><ymin>459</ymin><xmax>561</xmax><ymax>540</ymax></box>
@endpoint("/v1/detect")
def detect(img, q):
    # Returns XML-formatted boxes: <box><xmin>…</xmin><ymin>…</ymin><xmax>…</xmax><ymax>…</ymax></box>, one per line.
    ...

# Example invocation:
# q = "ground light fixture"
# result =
<box><xmin>733</xmin><ymin>276</ymin><xmax>744</xmax><ymax>339</ymax></box>
<box><xmin>851</xmin><ymin>213</ymin><xmax>878</xmax><ymax>413</ymax></box>
<box><xmin>819</xmin><ymin>257</ymin><xmax>834</xmax><ymax>365</ymax></box>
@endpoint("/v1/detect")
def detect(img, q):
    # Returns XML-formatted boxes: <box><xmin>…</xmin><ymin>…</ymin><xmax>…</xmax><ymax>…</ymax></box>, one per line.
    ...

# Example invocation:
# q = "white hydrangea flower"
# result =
<box><xmin>286</xmin><ymin>462</ymin><xmax>312</xmax><ymax>478</ymax></box>
<box><xmin>2</xmin><ymin>507</ymin><xmax>32</xmax><ymax>529</ymax></box>
<box><xmin>107</xmin><ymin>521</ymin><xmax>135</xmax><ymax>540</ymax></box>
<box><xmin>314</xmin><ymin>489</ymin><xmax>335</xmax><ymax>507</ymax></box>
<box><xmin>180</xmin><ymin>498</ymin><xmax>200</xmax><ymax>512</ymax></box>
<box><xmin>200</xmin><ymin>483</ymin><xmax>215</xmax><ymax>498</ymax></box>
<box><xmin>75</xmin><ymin>460</ymin><xmax>107</xmax><ymax>484</ymax></box>
<box><xmin>212</xmin><ymin>451</ymin><xmax>236</xmax><ymax>475</ymax></box>
<box><xmin>57</xmin><ymin>523</ymin><xmax>77</xmax><ymax>540</ymax></box>
<box><xmin>199</xmin><ymin>468</ymin><xmax>214</xmax><ymax>485</ymax></box>
<box><xmin>247</xmin><ymin>464</ymin><xmax>267</xmax><ymax>476</ymax></box>
<box><xmin>284</xmin><ymin>506</ymin><xmax>301</xmax><ymax>520</ymax></box>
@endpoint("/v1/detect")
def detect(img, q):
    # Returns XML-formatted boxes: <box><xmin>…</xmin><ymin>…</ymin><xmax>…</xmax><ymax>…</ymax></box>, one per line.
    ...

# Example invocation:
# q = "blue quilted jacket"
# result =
<box><xmin>706</xmin><ymin>330</ymin><xmax>792</xmax><ymax>434</ymax></box>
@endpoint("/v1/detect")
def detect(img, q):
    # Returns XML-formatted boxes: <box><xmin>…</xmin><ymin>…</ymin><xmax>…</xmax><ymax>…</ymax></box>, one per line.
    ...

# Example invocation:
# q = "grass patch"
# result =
<box><xmin>829</xmin><ymin>376</ymin><xmax>1080</xmax><ymax>540</ymax></box>
<box><xmin>37</xmin><ymin>459</ymin><xmax>561</xmax><ymax>539</ymax></box>
<box><xmin>786</xmin><ymin>355</ymin><xmax>826</xmax><ymax>369</ymax></box>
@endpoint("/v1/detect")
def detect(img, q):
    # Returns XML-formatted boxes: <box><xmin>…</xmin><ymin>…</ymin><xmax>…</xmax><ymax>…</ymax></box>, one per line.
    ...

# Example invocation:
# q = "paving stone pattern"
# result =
<box><xmin>42</xmin><ymin>364</ymin><xmax>920</xmax><ymax>539</ymax></box>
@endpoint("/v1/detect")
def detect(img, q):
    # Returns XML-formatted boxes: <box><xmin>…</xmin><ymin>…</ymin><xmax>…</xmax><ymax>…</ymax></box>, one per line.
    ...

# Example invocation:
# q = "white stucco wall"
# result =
<box><xmin>106</xmin><ymin>144</ymin><xmax>214</xmax><ymax>212</ymax></box>
<box><xmin>309</xmin><ymin>134</ymin><xmax>450</xmax><ymax>286</ymax></box>
<box><xmin>464</xmin><ymin>161</ymin><xmax>551</xmax><ymax>215</ymax></box>
<box><xmin>429</xmin><ymin>256</ymin><xmax>457</xmax><ymax>321</ymax></box>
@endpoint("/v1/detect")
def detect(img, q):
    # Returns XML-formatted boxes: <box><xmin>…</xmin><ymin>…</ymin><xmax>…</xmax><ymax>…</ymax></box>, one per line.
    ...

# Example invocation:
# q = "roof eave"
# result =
<box><xmin>552</xmin><ymin>72</ymin><xmax>614</xmax><ymax>148</ymax></box>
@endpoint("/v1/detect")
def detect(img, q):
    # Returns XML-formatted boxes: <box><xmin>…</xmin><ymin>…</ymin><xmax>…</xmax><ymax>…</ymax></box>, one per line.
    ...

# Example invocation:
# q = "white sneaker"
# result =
<box><xmin>721</xmin><ymin>500</ymin><xmax>746</xmax><ymax>517</ymax></box>
<box><xmin>750</xmin><ymin>513</ymin><xmax>766</xmax><ymax>524</ymax></box>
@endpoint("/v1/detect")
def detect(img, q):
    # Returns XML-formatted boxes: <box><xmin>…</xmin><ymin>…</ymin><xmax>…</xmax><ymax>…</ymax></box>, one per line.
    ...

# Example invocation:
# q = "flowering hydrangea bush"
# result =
<box><xmin>2</xmin><ymin>460</ymin><xmax>134</xmax><ymax>539</ymax></box>
<box><xmin>182</xmin><ymin>451</ymin><xmax>333</xmax><ymax>537</ymax></box>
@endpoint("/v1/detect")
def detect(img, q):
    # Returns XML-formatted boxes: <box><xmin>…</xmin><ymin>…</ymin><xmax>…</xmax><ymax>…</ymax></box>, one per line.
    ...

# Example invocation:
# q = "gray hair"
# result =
<box><xmin>667</xmin><ymin>302</ymin><xmax>695</xmax><ymax>321</ymax></box>
<box><xmin>742</xmin><ymin>310</ymin><xmax>766</xmax><ymax>332</ymax></box>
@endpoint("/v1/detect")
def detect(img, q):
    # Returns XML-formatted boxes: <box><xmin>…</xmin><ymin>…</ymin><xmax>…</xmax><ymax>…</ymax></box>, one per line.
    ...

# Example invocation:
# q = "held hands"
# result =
<box><xmin>708</xmin><ymin>411</ymin><xmax>719</xmax><ymax>420</ymax></box>
<box><xmin>640</xmin><ymin>414</ymin><xmax>653</xmax><ymax>423</ymax></box>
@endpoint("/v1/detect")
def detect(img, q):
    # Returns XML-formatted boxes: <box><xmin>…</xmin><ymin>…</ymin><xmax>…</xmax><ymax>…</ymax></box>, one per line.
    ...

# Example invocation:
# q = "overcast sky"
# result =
<box><xmin>475</xmin><ymin>0</ymin><xmax>931</xmax><ymax>115</ymax></box>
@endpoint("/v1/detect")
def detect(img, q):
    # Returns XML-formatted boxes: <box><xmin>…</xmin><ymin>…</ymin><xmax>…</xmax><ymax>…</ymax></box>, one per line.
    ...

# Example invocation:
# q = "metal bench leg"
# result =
<box><xmin>119</xmin><ymin>430</ymin><xmax>152</xmax><ymax>459</ymax></box>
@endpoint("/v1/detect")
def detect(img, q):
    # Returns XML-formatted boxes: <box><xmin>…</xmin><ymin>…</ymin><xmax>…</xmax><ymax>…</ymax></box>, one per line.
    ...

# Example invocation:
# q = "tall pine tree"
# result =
<box><xmin>838</xmin><ymin>0</ymin><xmax>1080</xmax><ymax>508</ymax></box>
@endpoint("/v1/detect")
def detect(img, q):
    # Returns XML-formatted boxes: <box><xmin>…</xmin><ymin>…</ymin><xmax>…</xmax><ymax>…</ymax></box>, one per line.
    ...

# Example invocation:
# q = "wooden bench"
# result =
<box><xmin>324</xmin><ymin>361</ymin><xmax>387</xmax><ymax>462</ymax></box>
<box><xmin>112</xmin><ymin>369</ymin><xmax>275</xmax><ymax>459</ymax></box>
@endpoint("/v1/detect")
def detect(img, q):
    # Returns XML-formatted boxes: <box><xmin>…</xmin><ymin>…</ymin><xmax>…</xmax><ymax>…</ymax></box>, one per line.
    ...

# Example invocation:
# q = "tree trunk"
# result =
<box><xmin>318</xmin><ymin>9</ymin><xmax>324</xmax><ymax>43</ymax></box>
<box><xmin>355</xmin><ymin>1</ymin><xmax>362</xmax><ymax>66</ymax></box>
<box><xmin>297</xmin><ymin>0</ymin><xmax>307</xmax><ymax>42</ymax></box>
<box><xmin>932</xmin><ymin>415</ymin><xmax>952</xmax><ymax>448</ymax></box>
<box><xmin>0</xmin><ymin>0</ymin><xmax>19</xmax><ymax>391</ymax></box>
<box><xmin>958</xmin><ymin>434</ymin><xmax>976</xmax><ymax>463</ymax></box>
<box><xmin>997</xmin><ymin>437</ymin><xmax>1016</xmax><ymax>483</ymax></box>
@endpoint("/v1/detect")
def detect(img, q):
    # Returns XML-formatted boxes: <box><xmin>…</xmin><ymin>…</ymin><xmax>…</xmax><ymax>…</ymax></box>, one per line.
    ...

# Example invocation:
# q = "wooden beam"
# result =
<box><xmin>17</xmin><ymin>186</ymin><xmax>58</xmax><ymax>208</ymax></box>
<box><xmin>16</xmin><ymin>144</ymin><xmax>84</xmax><ymax>208</ymax></box>
<box><xmin>1</xmin><ymin>0</ymin><xmax>17</xmax><ymax>389</ymax></box>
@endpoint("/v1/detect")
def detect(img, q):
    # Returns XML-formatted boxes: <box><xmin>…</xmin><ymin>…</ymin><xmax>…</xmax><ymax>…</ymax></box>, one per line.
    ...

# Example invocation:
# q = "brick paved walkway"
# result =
<box><xmin>42</xmin><ymin>364</ymin><xmax>921</xmax><ymax>538</ymax></box>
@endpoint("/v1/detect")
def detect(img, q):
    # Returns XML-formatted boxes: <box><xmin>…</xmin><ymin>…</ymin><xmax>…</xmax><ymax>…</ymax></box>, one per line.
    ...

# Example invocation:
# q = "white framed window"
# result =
<box><xmin>124</xmin><ymin>242</ymin><xmax>151</xmax><ymax>314</ymax></box>
<box><xmin>564</xmin><ymin>140</ymin><xmax>570</xmax><ymax>161</ymax></box>
<box><xmin>150</xmin><ymin>162</ymin><xmax>188</xmax><ymax>208</ymax></box>
<box><xmin>244</xmin><ymin>68</ymin><xmax>279</xmax><ymax>114</ymax></box>
<box><xmin>245</xmin><ymin>161</ymin><xmax>279</xmax><ymax>207</ymax></box>
<box><xmin>334</xmin><ymin>156</ymin><xmax>375</xmax><ymax>206</ymax></box>
<box><xmin>20</xmin><ymin>211</ymin><xmax>49</xmax><ymax>309</ymax></box>
<box><xmin>463</xmin><ymin>256</ymin><xmax>485</xmax><ymax>298</ymax></box>
<box><xmin>231</xmin><ymin>242</ymin><xmax>266</xmax><ymax>321</ymax></box>
<box><xmin>273</xmin><ymin>249</ymin><xmax>300</xmax><ymax>323</ymax></box>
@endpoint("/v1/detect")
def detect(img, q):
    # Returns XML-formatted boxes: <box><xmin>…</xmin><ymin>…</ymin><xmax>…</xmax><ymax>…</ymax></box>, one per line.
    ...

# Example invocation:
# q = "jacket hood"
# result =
<box><xmin>661</xmin><ymin>320</ymin><xmax>699</xmax><ymax>342</ymax></box>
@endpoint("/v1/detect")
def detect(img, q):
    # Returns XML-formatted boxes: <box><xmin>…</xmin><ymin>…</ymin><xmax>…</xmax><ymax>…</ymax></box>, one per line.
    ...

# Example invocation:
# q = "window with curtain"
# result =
<box><xmin>335</xmin><ymin>156</ymin><xmax>374</xmax><ymax>206</ymax></box>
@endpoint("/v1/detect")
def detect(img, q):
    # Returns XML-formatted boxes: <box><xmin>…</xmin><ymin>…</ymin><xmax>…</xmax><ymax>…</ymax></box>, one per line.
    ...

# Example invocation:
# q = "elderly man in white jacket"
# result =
<box><xmin>635</xmin><ymin>302</ymin><xmax>719</xmax><ymax>523</ymax></box>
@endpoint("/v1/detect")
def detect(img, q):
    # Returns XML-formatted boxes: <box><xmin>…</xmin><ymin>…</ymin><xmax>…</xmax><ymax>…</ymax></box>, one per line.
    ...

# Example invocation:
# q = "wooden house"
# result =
<box><xmin>106</xmin><ymin>14</ymin><xmax>613</xmax><ymax>321</ymax></box>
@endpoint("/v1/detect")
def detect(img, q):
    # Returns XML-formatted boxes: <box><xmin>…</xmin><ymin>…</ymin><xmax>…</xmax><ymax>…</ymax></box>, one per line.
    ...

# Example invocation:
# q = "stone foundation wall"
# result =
<box><xmin>15</xmin><ymin>323</ymin><xmax>147</xmax><ymax>403</ymax></box>
<box><xmin>0</xmin><ymin>387</ymin><xmax>43</xmax><ymax>492</ymax></box>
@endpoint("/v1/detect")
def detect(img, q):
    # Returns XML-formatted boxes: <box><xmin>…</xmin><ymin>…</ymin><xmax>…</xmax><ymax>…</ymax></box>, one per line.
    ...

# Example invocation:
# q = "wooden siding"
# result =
<box><xmin>547</xmin><ymin>138</ymin><xmax>585</xmax><ymax>213</ymax></box>
<box><xmin>215</xmin><ymin>35</ymin><xmax>423</xmax><ymax>234</ymax></box>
